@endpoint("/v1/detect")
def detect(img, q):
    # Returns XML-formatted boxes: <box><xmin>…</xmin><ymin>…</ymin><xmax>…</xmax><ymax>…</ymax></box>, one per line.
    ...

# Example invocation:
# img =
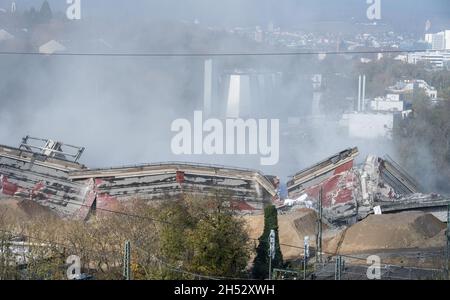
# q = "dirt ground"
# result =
<box><xmin>0</xmin><ymin>197</ymin><xmax>22</xmax><ymax>217</ymax></box>
<box><xmin>331</xmin><ymin>211</ymin><xmax>446</xmax><ymax>254</ymax></box>
<box><xmin>0</xmin><ymin>197</ymin><xmax>56</xmax><ymax>220</ymax></box>
<box><xmin>0</xmin><ymin>197</ymin><xmax>20</xmax><ymax>209</ymax></box>
<box><xmin>244</xmin><ymin>209</ymin><xmax>447</xmax><ymax>261</ymax></box>
<box><xmin>243</xmin><ymin>208</ymin><xmax>320</xmax><ymax>260</ymax></box>
<box><xmin>3</xmin><ymin>196</ymin><xmax>448</xmax><ymax>265</ymax></box>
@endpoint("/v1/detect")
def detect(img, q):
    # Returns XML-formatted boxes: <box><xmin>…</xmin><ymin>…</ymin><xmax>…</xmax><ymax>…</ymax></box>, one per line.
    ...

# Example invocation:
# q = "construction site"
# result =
<box><xmin>1</xmin><ymin>136</ymin><xmax>449</xmax><ymax>280</ymax></box>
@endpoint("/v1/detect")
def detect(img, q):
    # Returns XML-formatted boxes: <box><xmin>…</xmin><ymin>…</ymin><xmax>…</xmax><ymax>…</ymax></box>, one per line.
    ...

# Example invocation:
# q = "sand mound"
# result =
<box><xmin>0</xmin><ymin>197</ymin><xmax>28</xmax><ymax>224</ymax></box>
<box><xmin>244</xmin><ymin>208</ymin><xmax>319</xmax><ymax>260</ymax></box>
<box><xmin>0</xmin><ymin>198</ymin><xmax>57</xmax><ymax>221</ymax></box>
<box><xmin>18</xmin><ymin>200</ymin><xmax>58</xmax><ymax>218</ymax></box>
<box><xmin>244</xmin><ymin>214</ymin><xmax>265</xmax><ymax>241</ymax></box>
<box><xmin>336</xmin><ymin>211</ymin><xmax>446</xmax><ymax>254</ymax></box>
<box><xmin>244</xmin><ymin>210</ymin><xmax>446</xmax><ymax>261</ymax></box>
<box><xmin>0</xmin><ymin>197</ymin><xmax>20</xmax><ymax>209</ymax></box>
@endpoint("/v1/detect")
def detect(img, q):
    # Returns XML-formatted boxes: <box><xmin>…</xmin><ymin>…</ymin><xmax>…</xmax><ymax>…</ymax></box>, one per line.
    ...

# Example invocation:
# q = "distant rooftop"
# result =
<box><xmin>0</xmin><ymin>29</ymin><xmax>14</xmax><ymax>42</ymax></box>
<box><xmin>39</xmin><ymin>40</ymin><xmax>66</xmax><ymax>54</ymax></box>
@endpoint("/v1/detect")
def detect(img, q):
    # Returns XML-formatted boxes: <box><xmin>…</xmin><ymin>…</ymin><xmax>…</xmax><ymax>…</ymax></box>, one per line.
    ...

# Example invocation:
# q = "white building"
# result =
<box><xmin>226</xmin><ymin>74</ymin><xmax>251</xmax><ymax>118</ymax></box>
<box><xmin>447</xmin><ymin>30</ymin><xmax>450</xmax><ymax>50</ymax></box>
<box><xmin>311</xmin><ymin>74</ymin><xmax>322</xmax><ymax>116</ymax></box>
<box><xmin>223</xmin><ymin>70</ymin><xmax>282</xmax><ymax>118</ymax></box>
<box><xmin>341</xmin><ymin>112</ymin><xmax>394</xmax><ymax>140</ymax></box>
<box><xmin>432</xmin><ymin>32</ymin><xmax>445</xmax><ymax>50</ymax></box>
<box><xmin>407</xmin><ymin>50</ymin><xmax>450</xmax><ymax>69</ymax></box>
<box><xmin>370</xmin><ymin>94</ymin><xmax>404</xmax><ymax>112</ymax></box>
<box><xmin>203</xmin><ymin>59</ymin><xmax>214</xmax><ymax>117</ymax></box>
<box><xmin>425</xmin><ymin>30</ymin><xmax>450</xmax><ymax>50</ymax></box>
<box><xmin>388</xmin><ymin>79</ymin><xmax>438</xmax><ymax>99</ymax></box>
<box><xmin>39</xmin><ymin>40</ymin><xmax>66</xmax><ymax>55</ymax></box>
<box><xmin>0</xmin><ymin>29</ymin><xmax>14</xmax><ymax>42</ymax></box>
<box><xmin>254</xmin><ymin>27</ymin><xmax>263</xmax><ymax>43</ymax></box>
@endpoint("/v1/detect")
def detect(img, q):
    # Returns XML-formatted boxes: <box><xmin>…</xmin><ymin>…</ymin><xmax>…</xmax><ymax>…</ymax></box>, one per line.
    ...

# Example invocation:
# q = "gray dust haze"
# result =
<box><xmin>0</xmin><ymin>0</ymin><xmax>449</xmax><ymax>191</ymax></box>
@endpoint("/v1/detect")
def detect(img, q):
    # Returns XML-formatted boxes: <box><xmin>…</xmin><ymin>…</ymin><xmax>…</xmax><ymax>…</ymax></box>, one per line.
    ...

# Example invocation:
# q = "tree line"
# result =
<box><xmin>0</xmin><ymin>196</ymin><xmax>285</xmax><ymax>280</ymax></box>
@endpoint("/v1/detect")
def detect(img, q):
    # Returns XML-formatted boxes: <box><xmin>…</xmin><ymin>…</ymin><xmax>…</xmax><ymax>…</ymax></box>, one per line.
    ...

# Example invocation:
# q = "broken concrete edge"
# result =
<box><xmin>1</xmin><ymin>137</ymin><xmax>449</xmax><ymax>226</ymax></box>
<box><xmin>0</xmin><ymin>138</ymin><xmax>280</xmax><ymax>220</ymax></box>
<box><xmin>283</xmin><ymin>147</ymin><xmax>450</xmax><ymax>225</ymax></box>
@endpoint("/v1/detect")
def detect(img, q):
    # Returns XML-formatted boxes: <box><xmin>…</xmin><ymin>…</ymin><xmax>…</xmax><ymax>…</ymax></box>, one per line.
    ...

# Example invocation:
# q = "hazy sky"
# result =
<box><xmin>0</xmin><ymin>0</ymin><xmax>449</xmax><ymax>189</ymax></box>
<box><xmin>2</xmin><ymin>0</ymin><xmax>449</xmax><ymax>28</ymax></box>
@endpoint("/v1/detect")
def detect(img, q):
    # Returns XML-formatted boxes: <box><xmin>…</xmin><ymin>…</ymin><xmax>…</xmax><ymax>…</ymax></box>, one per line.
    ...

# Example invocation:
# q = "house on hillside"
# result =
<box><xmin>39</xmin><ymin>39</ymin><xmax>66</xmax><ymax>54</ymax></box>
<box><xmin>388</xmin><ymin>79</ymin><xmax>438</xmax><ymax>99</ymax></box>
<box><xmin>0</xmin><ymin>29</ymin><xmax>14</xmax><ymax>42</ymax></box>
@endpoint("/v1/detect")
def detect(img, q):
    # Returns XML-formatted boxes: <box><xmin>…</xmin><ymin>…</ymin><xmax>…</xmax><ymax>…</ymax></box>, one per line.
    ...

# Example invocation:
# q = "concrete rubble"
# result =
<box><xmin>0</xmin><ymin>136</ymin><xmax>278</xmax><ymax>219</ymax></box>
<box><xmin>1</xmin><ymin>136</ymin><xmax>449</xmax><ymax>223</ymax></box>
<box><xmin>284</xmin><ymin>147</ymin><xmax>450</xmax><ymax>224</ymax></box>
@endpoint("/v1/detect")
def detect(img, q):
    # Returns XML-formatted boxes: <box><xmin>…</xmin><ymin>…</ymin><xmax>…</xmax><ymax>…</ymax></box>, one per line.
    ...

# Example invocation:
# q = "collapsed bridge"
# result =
<box><xmin>1</xmin><ymin>136</ymin><xmax>449</xmax><ymax>223</ymax></box>
<box><xmin>285</xmin><ymin>148</ymin><xmax>450</xmax><ymax>224</ymax></box>
<box><xmin>0</xmin><ymin>136</ymin><xmax>278</xmax><ymax>219</ymax></box>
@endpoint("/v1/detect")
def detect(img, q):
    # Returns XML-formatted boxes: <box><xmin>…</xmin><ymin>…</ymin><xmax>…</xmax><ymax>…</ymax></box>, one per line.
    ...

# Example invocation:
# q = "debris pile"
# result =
<box><xmin>330</xmin><ymin>211</ymin><xmax>446</xmax><ymax>253</ymax></box>
<box><xmin>1</xmin><ymin>136</ymin><xmax>278</xmax><ymax>219</ymax></box>
<box><xmin>244</xmin><ymin>208</ymin><xmax>319</xmax><ymax>260</ymax></box>
<box><xmin>1</xmin><ymin>137</ymin><xmax>449</xmax><ymax>225</ymax></box>
<box><xmin>284</xmin><ymin>147</ymin><xmax>450</xmax><ymax>225</ymax></box>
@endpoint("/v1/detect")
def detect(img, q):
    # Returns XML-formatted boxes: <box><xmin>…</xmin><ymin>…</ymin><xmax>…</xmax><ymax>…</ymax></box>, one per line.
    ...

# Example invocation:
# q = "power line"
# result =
<box><xmin>0</xmin><ymin>227</ymin><xmax>240</xmax><ymax>280</ymax></box>
<box><xmin>0</xmin><ymin>229</ymin><xmax>251</xmax><ymax>280</ymax></box>
<box><xmin>0</xmin><ymin>49</ymin><xmax>431</xmax><ymax>58</ymax></box>
<box><xmin>151</xmin><ymin>256</ymin><xmax>222</xmax><ymax>280</ymax></box>
<box><xmin>57</xmin><ymin>198</ymin><xmax>448</xmax><ymax>269</ymax></box>
<box><xmin>278</xmin><ymin>240</ymin><xmax>446</xmax><ymax>268</ymax></box>
<box><xmin>0</xmin><ymin>229</ymin><xmax>71</xmax><ymax>249</ymax></box>
<box><xmin>148</xmin><ymin>252</ymin><xmax>249</xmax><ymax>280</ymax></box>
<box><xmin>1</xmin><ymin>228</ymin><xmax>446</xmax><ymax>280</ymax></box>
<box><xmin>60</xmin><ymin>199</ymin><xmax>366</xmax><ymax>266</ymax></box>
<box><xmin>59</xmin><ymin>199</ymin><xmax>174</xmax><ymax>225</ymax></box>
<box><xmin>0</xmin><ymin>229</ymin><xmax>119</xmax><ymax>255</ymax></box>
<box><xmin>10</xmin><ymin>196</ymin><xmax>450</xmax><ymax>276</ymax></box>
<box><xmin>343</xmin><ymin>262</ymin><xmax>442</xmax><ymax>273</ymax></box>
<box><xmin>341</xmin><ymin>270</ymin><xmax>413</xmax><ymax>280</ymax></box>
<box><xmin>9</xmin><ymin>224</ymin><xmax>446</xmax><ymax>274</ymax></box>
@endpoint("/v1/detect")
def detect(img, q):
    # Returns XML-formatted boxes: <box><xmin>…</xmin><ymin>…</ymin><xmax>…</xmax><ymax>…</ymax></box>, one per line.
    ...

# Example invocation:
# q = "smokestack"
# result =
<box><xmin>203</xmin><ymin>59</ymin><xmax>213</xmax><ymax>117</ymax></box>
<box><xmin>357</xmin><ymin>75</ymin><xmax>362</xmax><ymax>112</ymax></box>
<box><xmin>226</xmin><ymin>74</ymin><xmax>241</xmax><ymax>118</ymax></box>
<box><xmin>362</xmin><ymin>75</ymin><xmax>366</xmax><ymax>112</ymax></box>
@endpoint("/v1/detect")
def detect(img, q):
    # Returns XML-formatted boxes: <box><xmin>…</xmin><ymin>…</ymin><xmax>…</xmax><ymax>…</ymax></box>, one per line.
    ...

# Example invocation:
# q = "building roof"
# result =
<box><xmin>0</xmin><ymin>29</ymin><xmax>14</xmax><ymax>42</ymax></box>
<box><xmin>39</xmin><ymin>40</ymin><xmax>66</xmax><ymax>54</ymax></box>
